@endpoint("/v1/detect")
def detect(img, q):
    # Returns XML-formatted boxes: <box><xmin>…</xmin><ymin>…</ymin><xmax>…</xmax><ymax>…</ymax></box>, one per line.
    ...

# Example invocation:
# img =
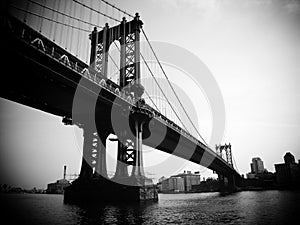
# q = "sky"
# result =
<box><xmin>1</xmin><ymin>0</ymin><xmax>300</xmax><ymax>189</ymax></box>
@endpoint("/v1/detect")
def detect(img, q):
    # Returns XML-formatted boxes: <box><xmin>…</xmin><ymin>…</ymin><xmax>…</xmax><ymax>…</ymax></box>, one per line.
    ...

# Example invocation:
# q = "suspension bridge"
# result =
<box><xmin>1</xmin><ymin>0</ymin><xmax>241</xmax><ymax>203</ymax></box>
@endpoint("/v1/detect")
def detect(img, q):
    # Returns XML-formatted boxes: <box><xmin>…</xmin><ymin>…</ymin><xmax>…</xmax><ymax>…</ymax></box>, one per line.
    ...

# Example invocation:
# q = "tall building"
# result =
<box><xmin>275</xmin><ymin>152</ymin><xmax>300</xmax><ymax>187</ymax></box>
<box><xmin>250</xmin><ymin>157</ymin><xmax>264</xmax><ymax>174</ymax></box>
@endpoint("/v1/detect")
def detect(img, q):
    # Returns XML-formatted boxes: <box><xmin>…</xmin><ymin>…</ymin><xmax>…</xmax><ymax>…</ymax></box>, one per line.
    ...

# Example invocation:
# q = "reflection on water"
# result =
<box><xmin>1</xmin><ymin>191</ymin><xmax>300</xmax><ymax>224</ymax></box>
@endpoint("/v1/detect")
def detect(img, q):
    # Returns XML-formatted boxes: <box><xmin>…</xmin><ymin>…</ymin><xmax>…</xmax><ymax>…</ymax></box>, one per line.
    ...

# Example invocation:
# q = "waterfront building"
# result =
<box><xmin>46</xmin><ymin>165</ymin><xmax>71</xmax><ymax>194</ymax></box>
<box><xmin>173</xmin><ymin>177</ymin><xmax>185</xmax><ymax>192</ymax></box>
<box><xmin>161</xmin><ymin>176</ymin><xmax>185</xmax><ymax>192</ymax></box>
<box><xmin>160</xmin><ymin>171</ymin><xmax>200</xmax><ymax>193</ymax></box>
<box><xmin>46</xmin><ymin>179</ymin><xmax>70</xmax><ymax>194</ymax></box>
<box><xmin>275</xmin><ymin>152</ymin><xmax>300</xmax><ymax>187</ymax></box>
<box><xmin>172</xmin><ymin>171</ymin><xmax>201</xmax><ymax>192</ymax></box>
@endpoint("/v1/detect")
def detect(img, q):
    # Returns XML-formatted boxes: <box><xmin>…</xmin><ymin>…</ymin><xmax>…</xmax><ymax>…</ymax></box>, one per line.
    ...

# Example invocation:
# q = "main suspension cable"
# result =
<box><xmin>10</xmin><ymin>5</ymin><xmax>91</xmax><ymax>32</ymax></box>
<box><xmin>73</xmin><ymin>0</ymin><xmax>120</xmax><ymax>23</ymax></box>
<box><xmin>141</xmin><ymin>28</ymin><xmax>208</xmax><ymax>146</ymax></box>
<box><xmin>140</xmin><ymin>53</ymin><xmax>190</xmax><ymax>132</ymax></box>
<box><xmin>99</xmin><ymin>0</ymin><xmax>134</xmax><ymax>19</ymax></box>
<box><xmin>28</xmin><ymin>0</ymin><xmax>103</xmax><ymax>29</ymax></box>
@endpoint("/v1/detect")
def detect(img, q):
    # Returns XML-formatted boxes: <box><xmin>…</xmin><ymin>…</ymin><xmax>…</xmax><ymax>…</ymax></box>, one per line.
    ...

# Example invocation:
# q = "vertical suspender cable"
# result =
<box><xmin>108</xmin><ymin>24</ymin><xmax>111</xmax><ymax>79</ymax></box>
<box><xmin>53</xmin><ymin>0</ymin><xmax>60</xmax><ymax>42</ymax></box>
<box><xmin>59</xmin><ymin>0</ymin><xmax>66</xmax><ymax>46</ymax></box>
<box><xmin>140</xmin><ymin>53</ymin><xmax>190</xmax><ymax>132</ymax></box>
<box><xmin>111</xmin><ymin>4</ymin><xmax>114</xmax><ymax>26</ymax></box>
<box><xmin>38</xmin><ymin>0</ymin><xmax>45</xmax><ymax>33</ymax></box>
<box><xmin>36</xmin><ymin>0</ymin><xmax>42</xmax><ymax>31</ymax></box>
<box><xmin>121</xmin><ymin>12</ymin><xmax>125</xmax><ymax>87</ymax></box>
<box><xmin>141</xmin><ymin>29</ymin><xmax>208</xmax><ymax>146</ymax></box>
<box><xmin>49</xmin><ymin>0</ymin><xmax>55</xmax><ymax>40</ymax></box>
<box><xmin>105</xmin><ymin>2</ymin><xmax>108</xmax><ymax>24</ymax></box>
<box><xmin>23</xmin><ymin>0</ymin><xmax>30</xmax><ymax>23</ymax></box>
<box><xmin>99</xmin><ymin>0</ymin><xmax>134</xmax><ymax>19</ymax></box>
<box><xmin>69</xmin><ymin>0</ymin><xmax>75</xmax><ymax>53</ymax></box>
<box><xmin>87</xmin><ymin>0</ymin><xmax>92</xmax><ymax>64</ymax></box>
<box><xmin>65</xmin><ymin>0</ymin><xmax>70</xmax><ymax>50</ymax></box>
<box><xmin>58</xmin><ymin>0</ymin><xmax>64</xmax><ymax>45</ymax></box>
<box><xmin>97</xmin><ymin>0</ymin><xmax>101</xmax><ymax>26</ymax></box>
<box><xmin>76</xmin><ymin>1</ymin><xmax>83</xmax><ymax>58</ymax></box>
<box><xmin>65</xmin><ymin>1</ymin><xmax>72</xmax><ymax>51</ymax></box>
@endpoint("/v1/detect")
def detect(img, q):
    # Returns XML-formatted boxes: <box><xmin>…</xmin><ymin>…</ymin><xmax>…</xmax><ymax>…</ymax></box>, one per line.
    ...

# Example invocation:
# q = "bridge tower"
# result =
<box><xmin>216</xmin><ymin>143</ymin><xmax>233</xmax><ymax>168</ymax></box>
<box><xmin>89</xmin><ymin>13</ymin><xmax>147</xmax><ymax>182</ymax></box>
<box><xmin>64</xmin><ymin>13</ymin><xmax>157</xmax><ymax>203</ymax></box>
<box><xmin>215</xmin><ymin>143</ymin><xmax>237</xmax><ymax>192</ymax></box>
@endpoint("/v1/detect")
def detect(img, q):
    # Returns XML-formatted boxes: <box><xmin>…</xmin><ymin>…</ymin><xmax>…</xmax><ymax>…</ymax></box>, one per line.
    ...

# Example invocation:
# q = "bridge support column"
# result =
<box><xmin>218</xmin><ymin>173</ymin><xmax>238</xmax><ymax>193</ymax></box>
<box><xmin>79</xmin><ymin>128</ymin><xmax>94</xmax><ymax>180</ymax></box>
<box><xmin>94</xmin><ymin>132</ymin><xmax>108</xmax><ymax>178</ymax></box>
<box><xmin>114</xmin><ymin>131</ymin><xmax>130</xmax><ymax>179</ymax></box>
<box><xmin>131</xmin><ymin>120</ymin><xmax>145</xmax><ymax>181</ymax></box>
<box><xmin>228</xmin><ymin>174</ymin><xmax>237</xmax><ymax>191</ymax></box>
<box><xmin>218</xmin><ymin>174</ymin><xmax>226</xmax><ymax>192</ymax></box>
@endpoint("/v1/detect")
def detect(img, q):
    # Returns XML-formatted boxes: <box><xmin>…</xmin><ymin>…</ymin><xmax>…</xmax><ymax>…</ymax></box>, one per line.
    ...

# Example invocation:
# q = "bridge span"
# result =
<box><xmin>1</xmin><ymin>7</ymin><xmax>241</xmax><ymax>202</ymax></box>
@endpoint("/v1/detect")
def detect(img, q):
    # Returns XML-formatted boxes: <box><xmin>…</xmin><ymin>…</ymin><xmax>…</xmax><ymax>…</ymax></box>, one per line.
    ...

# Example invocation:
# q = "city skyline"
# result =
<box><xmin>1</xmin><ymin>149</ymin><xmax>298</xmax><ymax>189</ymax></box>
<box><xmin>1</xmin><ymin>0</ymin><xmax>300</xmax><ymax>189</ymax></box>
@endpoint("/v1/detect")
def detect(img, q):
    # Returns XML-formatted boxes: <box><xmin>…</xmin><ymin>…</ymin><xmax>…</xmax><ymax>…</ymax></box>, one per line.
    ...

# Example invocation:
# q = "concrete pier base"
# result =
<box><xmin>218</xmin><ymin>174</ymin><xmax>238</xmax><ymax>194</ymax></box>
<box><xmin>64</xmin><ymin>177</ymin><xmax>158</xmax><ymax>204</ymax></box>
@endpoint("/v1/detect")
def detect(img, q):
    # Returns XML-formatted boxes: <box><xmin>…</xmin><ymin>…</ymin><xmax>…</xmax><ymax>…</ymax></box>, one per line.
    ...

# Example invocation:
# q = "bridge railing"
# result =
<box><xmin>7</xmin><ymin>15</ymin><xmax>228</xmax><ymax>167</ymax></box>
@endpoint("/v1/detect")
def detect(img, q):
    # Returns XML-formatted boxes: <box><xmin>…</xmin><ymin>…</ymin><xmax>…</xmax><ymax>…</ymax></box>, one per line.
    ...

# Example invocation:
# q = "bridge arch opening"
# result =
<box><xmin>106</xmin><ymin>133</ymin><xmax>118</xmax><ymax>178</ymax></box>
<box><xmin>107</xmin><ymin>41</ymin><xmax>120</xmax><ymax>85</ymax></box>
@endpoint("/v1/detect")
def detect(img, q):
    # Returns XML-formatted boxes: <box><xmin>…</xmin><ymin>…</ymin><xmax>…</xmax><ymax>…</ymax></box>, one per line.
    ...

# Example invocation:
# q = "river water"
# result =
<box><xmin>1</xmin><ymin>190</ymin><xmax>299</xmax><ymax>224</ymax></box>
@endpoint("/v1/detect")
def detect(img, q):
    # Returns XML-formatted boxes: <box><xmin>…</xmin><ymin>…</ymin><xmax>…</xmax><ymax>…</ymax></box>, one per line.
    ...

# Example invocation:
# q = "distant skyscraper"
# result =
<box><xmin>250</xmin><ymin>157</ymin><xmax>264</xmax><ymax>174</ymax></box>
